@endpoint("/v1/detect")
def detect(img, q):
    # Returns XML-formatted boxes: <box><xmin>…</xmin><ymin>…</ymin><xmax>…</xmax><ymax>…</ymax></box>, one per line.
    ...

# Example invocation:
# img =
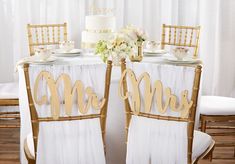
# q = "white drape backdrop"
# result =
<box><xmin>0</xmin><ymin>0</ymin><xmax>235</xmax><ymax>96</ymax></box>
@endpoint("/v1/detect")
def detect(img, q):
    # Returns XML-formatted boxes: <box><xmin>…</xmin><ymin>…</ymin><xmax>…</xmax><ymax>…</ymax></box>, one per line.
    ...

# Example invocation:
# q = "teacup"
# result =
<box><xmin>34</xmin><ymin>47</ymin><xmax>51</xmax><ymax>61</ymax></box>
<box><xmin>172</xmin><ymin>47</ymin><xmax>189</xmax><ymax>60</ymax></box>
<box><xmin>145</xmin><ymin>41</ymin><xmax>161</xmax><ymax>51</ymax></box>
<box><xmin>59</xmin><ymin>41</ymin><xmax>75</xmax><ymax>52</ymax></box>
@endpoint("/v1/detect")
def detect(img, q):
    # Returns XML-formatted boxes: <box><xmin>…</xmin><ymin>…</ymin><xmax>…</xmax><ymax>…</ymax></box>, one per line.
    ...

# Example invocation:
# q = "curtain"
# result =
<box><xmin>0</xmin><ymin>0</ymin><xmax>235</xmax><ymax>96</ymax></box>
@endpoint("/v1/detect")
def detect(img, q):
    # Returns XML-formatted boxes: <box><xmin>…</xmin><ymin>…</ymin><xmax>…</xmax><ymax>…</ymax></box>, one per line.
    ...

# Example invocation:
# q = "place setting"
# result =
<box><xmin>163</xmin><ymin>47</ymin><xmax>202</xmax><ymax>64</ymax></box>
<box><xmin>15</xmin><ymin>47</ymin><xmax>57</xmax><ymax>67</ymax></box>
<box><xmin>143</xmin><ymin>41</ymin><xmax>168</xmax><ymax>57</ymax></box>
<box><xmin>52</xmin><ymin>41</ymin><xmax>82</xmax><ymax>57</ymax></box>
<box><xmin>16</xmin><ymin>41</ymin><xmax>84</xmax><ymax>66</ymax></box>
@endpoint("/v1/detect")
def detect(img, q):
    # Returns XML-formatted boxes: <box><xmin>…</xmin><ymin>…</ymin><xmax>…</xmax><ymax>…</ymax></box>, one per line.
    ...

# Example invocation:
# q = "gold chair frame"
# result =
<box><xmin>119</xmin><ymin>59</ymin><xmax>214</xmax><ymax>164</ymax></box>
<box><xmin>23</xmin><ymin>61</ymin><xmax>112</xmax><ymax>164</ymax></box>
<box><xmin>161</xmin><ymin>24</ymin><xmax>201</xmax><ymax>58</ymax></box>
<box><xmin>0</xmin><ymin>98</ymin><xmax>19</xmax><ymax>128</ymax></box>
<box><xmin>27</xmin><ymin>23</ymin><xmax>68</xmax><ymax>56</ymax></box>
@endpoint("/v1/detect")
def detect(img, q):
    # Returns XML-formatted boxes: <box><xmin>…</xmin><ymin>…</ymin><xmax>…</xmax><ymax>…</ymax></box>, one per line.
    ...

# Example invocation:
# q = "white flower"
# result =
<box><xmin>127</xmin><ymin>31</ymin><xmax>138</xmax><ymax>41</ymax></box>
<box><xmin>120</xmin><ymin>43</ymin><xmax>127</xmax><ymax>50</ymax></box>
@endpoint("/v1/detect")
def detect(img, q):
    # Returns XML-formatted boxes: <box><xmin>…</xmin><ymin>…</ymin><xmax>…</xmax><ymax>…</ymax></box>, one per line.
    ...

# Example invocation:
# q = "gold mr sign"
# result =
<box><xmin>33</xmin><ymin>71</ymin><xmax>105</xmax><ymax>119</ymax></box>
<box><xmin>118</xmin><ymin>69</ymin><xmax>193</xmax><ymax>118</ymax></box>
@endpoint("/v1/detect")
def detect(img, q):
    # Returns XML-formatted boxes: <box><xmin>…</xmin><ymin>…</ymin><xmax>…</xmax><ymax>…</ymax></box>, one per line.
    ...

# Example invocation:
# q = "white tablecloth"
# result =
<box><xmin>18</xmin><ymin>53</ymin><xmax>201</xmax><ymax>164</ymax></box>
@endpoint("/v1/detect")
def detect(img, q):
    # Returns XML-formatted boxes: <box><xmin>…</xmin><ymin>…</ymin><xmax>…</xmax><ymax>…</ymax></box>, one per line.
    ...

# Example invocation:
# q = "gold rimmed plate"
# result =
<box><xmin>143</xmin><ymin>49</ymin><xmax>168</xmax><ymax>56</ymax></box>
<box><xmin>164</xmin><ymin>57</ymin><xmax>201</xmax><ymax>64</ymax></box>
<box><xmin>52</xmin><ymin>49</ymin><xmax>82</xmax><ymax>57</ymax></box>
<box><xmin>27</xmin><ymin>56</ymin><xmax>57</xmax><ymax>64</ymax></box>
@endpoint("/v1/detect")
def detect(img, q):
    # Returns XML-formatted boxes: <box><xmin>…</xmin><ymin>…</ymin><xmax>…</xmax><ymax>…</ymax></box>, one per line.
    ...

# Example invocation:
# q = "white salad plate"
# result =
<box><xmin>164</xmin><ymin>57</ymin><xmax>201</xmax><ymax>64</ymax></box>
<box><xmin>27</xmin><ymin>56</ymin><xmax>57</xmax><ymax>64</ymax></box>
<box><xmin>52</xmin><ymin>49</ymin><xmax>82</xmax><ymax>57</ymax></box>
<box><xmin>143</xmin><ymin>49</ymin><xmax>168</xmax><ymax>56</ymax></box>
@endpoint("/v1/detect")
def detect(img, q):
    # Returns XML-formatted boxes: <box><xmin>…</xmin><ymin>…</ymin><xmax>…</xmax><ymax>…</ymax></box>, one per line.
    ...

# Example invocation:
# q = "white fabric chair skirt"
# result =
<box><xmin>24</xmin><ymin>64</ymin><xmax>107</xmax><ymax>164</ymax></box>
<box><xmin>124</xmin><ymin>63</ymin><xmax>208</xmax><ymax>163</ymax></box>
<box><xmin>126</xmin><ymin>116</ymin><xmax>213</xmax><ymax>164</ymax></box>
<box><xmin>26</xmin><ymin>118</ymin><xmax>105</xmax><ymax>164</ymax></box>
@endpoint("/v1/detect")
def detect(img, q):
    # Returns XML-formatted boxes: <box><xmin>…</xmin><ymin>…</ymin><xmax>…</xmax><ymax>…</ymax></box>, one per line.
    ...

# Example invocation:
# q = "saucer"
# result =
<box><xmin>27</xmin><ymin>56</ymin><xmax>57</xmax><ymax>64</ymax></box>
<box><xmin>164</xmin><ymin>57</ymin><xmax>201</xmax><ymax>64</ymax></box>
<box><xmin>143</xmin><ymin>49</ymin><xmax>168</xmax><ymax>56</ymax></box>
<box><xmin>52</xmin><ymin>49</ymin><xmax>82</xmax><ymax>57</ymax></box>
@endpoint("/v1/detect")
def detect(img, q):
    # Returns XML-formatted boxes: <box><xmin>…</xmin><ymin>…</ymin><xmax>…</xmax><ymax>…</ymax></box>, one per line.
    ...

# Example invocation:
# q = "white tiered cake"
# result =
<box><xmin>81</xmin><ymin>15</ymin><xmax>116</xmax><ymax>49</ymax></box>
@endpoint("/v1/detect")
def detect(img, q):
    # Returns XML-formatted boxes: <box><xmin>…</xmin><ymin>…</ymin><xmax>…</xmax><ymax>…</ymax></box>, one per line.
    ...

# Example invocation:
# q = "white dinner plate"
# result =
<box><xmin>52</xmin><ymin>49</ymin><xmax>82</xmax><ymax>57</ymax></box>
<box><xmin>143</xmin><ymin>49</ymin><xmax>168</xmax><ymax>56</ymax></box>
<box><xmin>164</xmin><ymin>57</ymin><xmax>201</xmax><ymax>64</ymax></box>
<box><xmin>27</xmin><ymin>57</ymin><xmax>57</xmax><ymax>64</ymax></box>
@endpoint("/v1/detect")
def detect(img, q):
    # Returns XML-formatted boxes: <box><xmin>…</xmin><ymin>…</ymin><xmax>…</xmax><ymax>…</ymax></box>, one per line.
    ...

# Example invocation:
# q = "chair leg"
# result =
<box><xmin>208</xmin><ymin>145</ymin><xmax>215</xmax><ymax>162</ymax></box>
<box><xmin>201</xmin><ymin>117</ymin><xmax>207</xmax><ymax>132</ymax></box>
<box><xmin>234</xmin><ymin>147</ymin><xmax>235</xmax><ymax>157</ymax></box>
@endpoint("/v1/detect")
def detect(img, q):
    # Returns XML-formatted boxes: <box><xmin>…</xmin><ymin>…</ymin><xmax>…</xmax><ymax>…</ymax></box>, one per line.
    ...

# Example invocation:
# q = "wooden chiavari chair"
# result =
<box><xmin>27</xmin><ymin>23</ymin><xmax>67</xmax><ymax>55</ymax></box>
<box><xmin>23</xmin><ymin>61</ymin><xmax>112</xmax><ymax>164</ymax></box>
<box><xmin>119</xmin><ymin>59</ymin><xmax>215</xmax><ymax>163</ymax></box>
<box><xmin>0</xmin><ymin>83</ymin><xmax>19</xmax><ymax>128</ymax></box>
<box><xmin>161</xmin><ymin>24</ymin><xmax>200</xmax><ymax>58</ymax></box>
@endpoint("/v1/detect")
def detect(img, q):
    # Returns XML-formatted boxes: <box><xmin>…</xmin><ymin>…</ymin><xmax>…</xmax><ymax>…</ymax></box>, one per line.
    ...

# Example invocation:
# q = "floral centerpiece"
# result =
<box><xmin>121</xmin><ymin>25</ymin><xmax>147</xmax><ymax>62</ymax></box>
<box><xmin>95</xmin><ymin>33</ymin><xmax>135</xmax><ymax>65</ymax></box>
<box><xmin>121</xmin><ymin>25</ymin><xmax>147</xmax><ymax>46</ymax></box>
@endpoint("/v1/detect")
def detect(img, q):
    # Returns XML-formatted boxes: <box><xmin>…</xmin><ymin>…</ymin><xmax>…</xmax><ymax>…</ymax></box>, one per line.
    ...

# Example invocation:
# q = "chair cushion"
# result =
<box><xmin>26</xmin><ymin>133</ymin><xmax>35</xmax><ymax>158</ymax></box>
<box><xmin>0</xmin><ymin>82</ymin><xmax>19</xmax><ymax>99</ymax></box>
<box><xmin>200</xmin><ymin>96</ymin><xmax>235</xmax><ymax>115</ymax></box>
<box><xmin>192</xmin><ymin>130</ymin><xmax>213</xmax><ymax>161</ymax></box>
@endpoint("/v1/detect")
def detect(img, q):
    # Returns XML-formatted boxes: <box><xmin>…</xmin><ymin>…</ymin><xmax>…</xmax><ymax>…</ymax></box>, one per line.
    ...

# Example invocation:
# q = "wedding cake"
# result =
<box><xmin>81</xmin><ymin>15</ymin><xmax>116</xmax><ymax>49</ymax></box>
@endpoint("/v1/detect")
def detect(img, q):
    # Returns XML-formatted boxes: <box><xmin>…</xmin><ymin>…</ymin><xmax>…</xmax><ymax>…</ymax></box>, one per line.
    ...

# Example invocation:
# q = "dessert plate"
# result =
<box><xmin>143</xmin><ymin>49</ymin><xmax>168</xmax><ymax>56</ymax></box>
<box><xmin>27</xmin><ymin>56</ymin><xmax>57</xmax><ymax>64</ymax></box>
<box><xmin>52</xmin><ymin>49</ymin><xmax>82</xmax><ymax>57</ymax></box>
<box><xmin>164</xmin><ymin>57</ymin><xmax>201</xmax><ymax>64</ymax></box>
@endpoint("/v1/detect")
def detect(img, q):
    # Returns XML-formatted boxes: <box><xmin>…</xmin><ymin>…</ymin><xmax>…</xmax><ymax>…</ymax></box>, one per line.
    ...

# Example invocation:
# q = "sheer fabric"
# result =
<box><xmin>125</xmin><ymin>63</ymin><xmax>195</xmax><ymax>164</ymax></box>
<box><xmin>1</xmin><ymin>0</ymin><xmax>235</xmax><ymax>96</ymax></box>
<box><xmin>28</xmin><ymin>64</ymin><xmax>107</xmax><ymax>164</ymax></box>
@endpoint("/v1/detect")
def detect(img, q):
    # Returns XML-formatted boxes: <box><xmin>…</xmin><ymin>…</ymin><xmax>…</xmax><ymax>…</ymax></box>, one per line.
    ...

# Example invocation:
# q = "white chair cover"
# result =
<box><xmin>125</xmin><ymin>63</ymin><xmax>195</xmax><ymax>164</ymax></box>
<box><xmin>28</xmin><ymin>64</ymin><xmax>107</xmax><ymax>164</ymax></box>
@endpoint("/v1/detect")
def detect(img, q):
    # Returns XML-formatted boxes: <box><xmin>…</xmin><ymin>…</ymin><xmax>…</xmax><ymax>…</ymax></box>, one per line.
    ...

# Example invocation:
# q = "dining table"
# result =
<box><xmin>17</xmin><ymin>51</ymin><xmax>202</xmax><ymax>164</ymax></box>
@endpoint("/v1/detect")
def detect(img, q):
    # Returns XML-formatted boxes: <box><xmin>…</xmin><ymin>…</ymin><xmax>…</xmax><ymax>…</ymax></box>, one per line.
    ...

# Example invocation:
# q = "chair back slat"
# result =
<box><xmin>27</xmin><ymin>23</ymin><xmax>67</xmax><ymax>55</ymax></box>
<box><xmin>161</xmin><ymin>24</ymin><xmax>200</xmax><ymax>58</ymax></box>
<box><xmin>190</xmin><ymin>28</ymin><xmax>194</xmax><ymax>46</ymax></box>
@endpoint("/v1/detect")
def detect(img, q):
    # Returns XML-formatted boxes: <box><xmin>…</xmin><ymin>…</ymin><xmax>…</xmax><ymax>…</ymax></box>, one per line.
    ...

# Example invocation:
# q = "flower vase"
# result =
<box><xmin>111</xmin><ymin>53</ymin><xmax>124</xmax><ymax>66</ymax></box>
<box><xmin>130</xmin><ymin>43</ymin><xmax>143</xmax><ymax>62</ymax></box>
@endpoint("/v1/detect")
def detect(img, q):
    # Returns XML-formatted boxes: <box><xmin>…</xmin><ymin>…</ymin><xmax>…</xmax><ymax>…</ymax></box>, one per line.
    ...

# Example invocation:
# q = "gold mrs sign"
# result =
<box><xmin>118</xmin><ymin>69</ymin><xmax>193</xmax><ymax>118</ymax></box>
<box><xmin>33</xmin><ymin>71</ymin><xmax>105</xmax><ymax>119</ymax></box>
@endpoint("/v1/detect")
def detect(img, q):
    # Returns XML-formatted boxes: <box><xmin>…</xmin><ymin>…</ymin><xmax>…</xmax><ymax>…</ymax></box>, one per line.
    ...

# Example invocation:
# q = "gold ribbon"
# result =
<box><xmin>81</xmin><ymin>42</ymin><xmax>97</xmax><ymax>49</ymax></box>
<box><xmin>85</xmin><ymin>29</ymin><xmax>112</xmax><ymax>33</ymax></box>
